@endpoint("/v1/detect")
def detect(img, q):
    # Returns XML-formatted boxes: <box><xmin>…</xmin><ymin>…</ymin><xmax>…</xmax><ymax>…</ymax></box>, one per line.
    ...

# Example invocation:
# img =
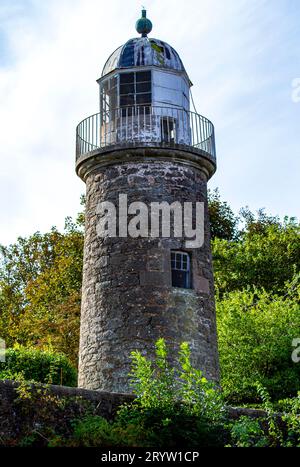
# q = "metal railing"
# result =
<box><xmin>76</xmin><ymin>105</ymin><xmax>216</xmax><ymax>162</ymax></box>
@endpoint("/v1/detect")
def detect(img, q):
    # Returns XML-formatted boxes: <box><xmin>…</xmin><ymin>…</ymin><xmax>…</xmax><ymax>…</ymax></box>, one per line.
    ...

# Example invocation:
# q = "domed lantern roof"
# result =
<box><xmin>76</xmin><ymin>8</ymin><xmax>216</xmax><ymax>181</ymax></box>
<box><xmin>101</xmin><ymin>9</ymin><xmax>187</xmax><ymax>78</ymax></box>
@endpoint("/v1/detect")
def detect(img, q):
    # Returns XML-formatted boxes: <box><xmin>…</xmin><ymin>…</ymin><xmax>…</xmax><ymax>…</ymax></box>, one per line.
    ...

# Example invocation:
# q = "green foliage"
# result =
<box><xmin>115</xmin><ymin>339</ymin><xmax>227</xmax><ymax>447</ymax></box>
<box><xmin>22</xmin><ymin>339</ymin><xmax>226</xmax><ymax>448</ymax></box>
<box><xmin>0</xmin><ymin>219</ymin><xmax>83</xmax><ymax>365</ymax></box>
<box><xmin>0</xmin><ymin>347</ymin><xmax>77</xmax><ymax>386</ymax></box>
<box><xmin>228</xmin><ymin>387</ymin><xmax>300</xmax><ymax>448</ymax></box>
<box><xmin>278</xmin><ymin>392</ymin><xmax>300</xmax><ymax>447</ymax></box>
<box><xmin>217</xmin><ymin>279</ymin><xmax>300</xmax><ymax>403</ymax></box>
<box><xmin>208</xmin><ymin>189</ymin><xmax>238</xmax><ymax>240</ymax></box>
<box><xmin>229</xmin><ymin>416</ymin><xmax>268</xmax><ymax>447</ymax></box>
<box><xmin>256</xmin><ymin>383</ymin><xmax>283</xmax><ymax>446</ymax></box>
<box><xmin>213</xmin><ymin>217</ymin><xmax>300</xmax><ymax>295</ymax></box>
<box><xmin>71</xmin><ymin>416</ymin><xmax>119</xmax><ymax>447</ymax></box>
<box><xmin>0</xmin><ymin>191</ymin><xmax>299</xmax><ymax>435</ymax></box>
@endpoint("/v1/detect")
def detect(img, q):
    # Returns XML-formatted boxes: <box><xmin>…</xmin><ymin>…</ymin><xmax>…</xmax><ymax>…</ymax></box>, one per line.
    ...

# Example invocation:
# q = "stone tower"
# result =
<box><xmin>76</xmin><ymin>10</ymin><xmax>219</xmax><ymax>393</ymax></box>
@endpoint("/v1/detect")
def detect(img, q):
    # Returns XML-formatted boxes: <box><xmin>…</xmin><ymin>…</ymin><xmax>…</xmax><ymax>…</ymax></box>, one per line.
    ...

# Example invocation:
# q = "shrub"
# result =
<box><xmin>278</xmin><ymin>392</ymin><xmax>300</xmax><ymax>447</ymax></box>
<box><xmin>229</xmin><ymin>416</ymin><xmax>269</xmax><ymax>447</ymax></box>
<box><xmin>217</xmin><ymin>278</ymin><xmax>300</xmax><ymax>404</ymax></box>
<box><xmin>113</xmin><ymin>339</ymin><xmax>227</xmax><ymax>448</ymax></box>
<box><xmin>71</xmin><ymin>415</ymin><xmax>119</xmax><ymax>447</ymax></box>
<box><xmin>0</xmin><ymin>346</ymin><xmax>77</xmax><ymax>387</ymax></box>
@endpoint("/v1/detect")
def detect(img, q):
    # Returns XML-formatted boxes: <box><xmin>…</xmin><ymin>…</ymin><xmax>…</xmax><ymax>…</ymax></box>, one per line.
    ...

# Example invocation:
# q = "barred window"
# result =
<box><xmin>119</xmin><ymin>71</ymin><xmax>152</xmax><ymax>111</ymax></box>
<box><xmin>171</xmin><ymin>251</ymin><xmax>191</xmax><ymax>289</ymax></box>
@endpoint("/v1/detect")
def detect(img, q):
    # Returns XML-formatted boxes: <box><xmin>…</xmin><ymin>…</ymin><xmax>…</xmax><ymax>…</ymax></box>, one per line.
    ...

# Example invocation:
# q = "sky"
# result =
<box><xmin>0</xmin><ymin>0</ymin><xmax>299</xmax><ymax>245</ymax></box>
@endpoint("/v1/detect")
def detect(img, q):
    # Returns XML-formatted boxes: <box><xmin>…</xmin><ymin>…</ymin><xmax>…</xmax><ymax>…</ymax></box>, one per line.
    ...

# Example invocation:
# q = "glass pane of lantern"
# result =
<box><xmin>120</xmin><ymin>94</ymin><xmax>135</xmax><ymax>106</ymax></box>
<box><xmin>120</xmin><ymin>83</ymin><xmax>135</xmax><ymax>94</ymax></box>
<box><xmin>136</xmin><ymin>71</ymin><xmax>151</xmax><ymax>82</ymax></box>
<box><xmin>136</xmin><ymin>93</ymin><xmax>152</xmax><ymax>104</ymax></box>
<box><xmin>136</xmin><ymin>82</ymin><xmax>151</xmax><ymax>93</ymax></box>
<box><xmin>120</xmin><ymin>73</ymin><xmax>134</xmax><ymax>84</ymax></box>
<box><xmin>110</xmin><ymin>75</ymin><xmax>118</xmax><ymax>89</ymax></box>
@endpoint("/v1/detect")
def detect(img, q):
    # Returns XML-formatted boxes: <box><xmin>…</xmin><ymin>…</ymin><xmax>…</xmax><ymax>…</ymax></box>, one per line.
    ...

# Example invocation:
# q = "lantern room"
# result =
<box><xmin>97</xmin><ymin>9</ymin><xmax>191</xmax><ymax>146</ymax></box>
<box><xmin>76</xmin><ymin>9</ymin><xmax>216</xmax><ymax>178</ymax></box>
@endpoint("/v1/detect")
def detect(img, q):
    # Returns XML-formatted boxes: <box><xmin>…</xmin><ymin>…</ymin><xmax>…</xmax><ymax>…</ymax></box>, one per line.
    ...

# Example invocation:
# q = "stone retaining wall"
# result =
<box><xmin>0</xmin><ymin>380</ymin><xmax>267</xmax><ymax>445</ymax></box>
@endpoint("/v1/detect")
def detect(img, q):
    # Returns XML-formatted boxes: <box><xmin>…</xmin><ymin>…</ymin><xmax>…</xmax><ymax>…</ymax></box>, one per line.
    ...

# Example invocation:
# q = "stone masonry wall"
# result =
<box><xmin>78</xmin><ymin>155</ymin><xmax>219</xmax><ymax>393</ymax></box>
<box><xmin>0</xmin><ymin>380</ymin><xmax>268</xmax><ymax>446</ymax></box>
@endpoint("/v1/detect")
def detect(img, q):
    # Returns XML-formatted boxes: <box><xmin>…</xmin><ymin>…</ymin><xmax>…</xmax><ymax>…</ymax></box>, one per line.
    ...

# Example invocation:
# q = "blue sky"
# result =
<box><xmin>0</xmin><ymin>0</ymin><xmax>299</xmax><ymax>245</ymax></box>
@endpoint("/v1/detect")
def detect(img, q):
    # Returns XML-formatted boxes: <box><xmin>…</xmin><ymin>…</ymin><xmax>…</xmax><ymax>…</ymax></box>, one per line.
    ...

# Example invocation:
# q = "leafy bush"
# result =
<box><xmin>228</xmin><ymin>386</ymin><xmax>299</xmax><ymax>448</ymax></box>
<box><xmin>0</xmin><ymin>347</ymin><xmax>77</xmax><ymax>387</ymax></box>
<box><xmin>229</xmin><ymin>416</ymin><xmax>269</xmax><ymax>447</ymax></box>
<box><xmin>66</xmin><ymin>339</ymin><xmax>227</xmax><ymax>448</ymax></box>
<box><xmin>71</xmin><ymin>415</ymin><xmax>119</xmax><ymax>447</ymax></box>
<box><xmin>113</xmin><ymin>339</ymin><xmax>227</xmax><ymax>447</ymax></box>
<box><xmin>217</xmin><ymin>278</ymin><xmax>300</xmax><ymax>403</ymax></box>
<box><xmin>278</xmin><ymin>392</ymin><xmax>300</xmax><ymax>447</ymax></box>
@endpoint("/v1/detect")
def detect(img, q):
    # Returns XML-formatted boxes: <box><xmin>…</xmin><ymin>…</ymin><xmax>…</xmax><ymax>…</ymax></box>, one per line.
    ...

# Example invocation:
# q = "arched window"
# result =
<box><xmin>171</xmin><ymin>251</ymin><xmax>191</xmax><ymax>289</ymax></box>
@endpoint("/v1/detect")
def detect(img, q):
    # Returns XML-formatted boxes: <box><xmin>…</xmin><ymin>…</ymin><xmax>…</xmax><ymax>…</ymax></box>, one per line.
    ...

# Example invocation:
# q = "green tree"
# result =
<box><xmin>212</xmin><ymin>217</ymin><xmax>300</xmax><ymax>295</ymax></box>
<box><xmin>208</xmin><ymin>189</ymin><xmax>238</xmax><ymax>240</ymax></box>
<box><xmin>0</xmin><ymin>218</ymin><xmax>84</xmax><ymax>366</ymax></box>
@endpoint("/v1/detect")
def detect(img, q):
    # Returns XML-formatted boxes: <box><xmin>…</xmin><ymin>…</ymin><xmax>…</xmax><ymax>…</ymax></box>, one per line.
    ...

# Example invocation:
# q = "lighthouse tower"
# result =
<box><xmin>76</xmin><ymin>10</ymin><xmax>219</xmax><ymax>393</ymax></box>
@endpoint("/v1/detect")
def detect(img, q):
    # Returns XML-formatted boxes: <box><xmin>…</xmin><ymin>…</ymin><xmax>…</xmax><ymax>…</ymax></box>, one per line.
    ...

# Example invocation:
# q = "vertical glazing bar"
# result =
<box><xmin>125</xmin><ymin>107</ymin><xmax>128</xmax><ymax>140</ymax></box>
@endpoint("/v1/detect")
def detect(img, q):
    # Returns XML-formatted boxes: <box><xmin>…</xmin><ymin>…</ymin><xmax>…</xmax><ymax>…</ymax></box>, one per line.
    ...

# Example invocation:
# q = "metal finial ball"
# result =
<box><xmin>136</xmin><ymin>9</ymin><xmax>152</xmax><ymax>37</ymax></box>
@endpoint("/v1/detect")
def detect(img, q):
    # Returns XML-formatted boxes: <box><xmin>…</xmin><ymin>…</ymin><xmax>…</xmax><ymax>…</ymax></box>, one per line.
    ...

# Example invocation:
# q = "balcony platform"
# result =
<box><xmin>75</xmin><ymin>106</ymin><xmax>216</xmax><ymax>180</ymax></box>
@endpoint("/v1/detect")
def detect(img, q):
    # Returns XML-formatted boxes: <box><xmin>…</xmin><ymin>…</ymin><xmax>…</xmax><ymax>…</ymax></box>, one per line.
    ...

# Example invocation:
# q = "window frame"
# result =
<box><xmin>171</xmin><ymin>251</ymin><xmax>192</xmax><ymax>289</ymax></box>
<box><xmin>119</xmin><ymin>70</ymin><xmax>152</xmax><ymax>109</ymax></box>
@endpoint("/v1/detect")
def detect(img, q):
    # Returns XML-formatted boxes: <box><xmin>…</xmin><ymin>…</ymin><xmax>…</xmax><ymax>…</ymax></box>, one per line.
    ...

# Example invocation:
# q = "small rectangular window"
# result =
<box><xmin>171</xmin><ymin>251</ymin><xmax>191</xmax><ymax>289</ymax></box>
